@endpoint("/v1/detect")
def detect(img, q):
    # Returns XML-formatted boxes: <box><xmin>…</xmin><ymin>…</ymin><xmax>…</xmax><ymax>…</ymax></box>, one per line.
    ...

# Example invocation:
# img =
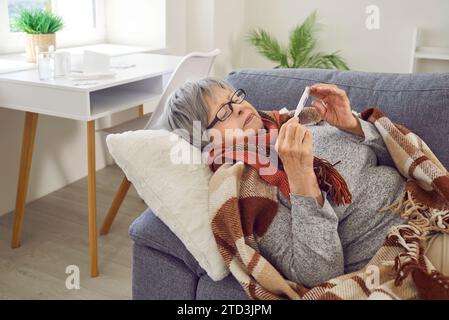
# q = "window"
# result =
<box><xmin>8</xmin><ymin>0</ymin><xmax>50</xmax><ymax>31</ymax></box>
<box><xmin>0</xmin><ymin>0</ymin><xmax>106</xmax><ymax>53</ymax></box>
<box><xmin>1</xmin><ymin>0</ymin><xmax>166</xmax><ymax>55</ymax></box>
<box><xmin>7</xmin><ymin>0</ymin><xmax>97</xmax><ymax>32</ymax></box>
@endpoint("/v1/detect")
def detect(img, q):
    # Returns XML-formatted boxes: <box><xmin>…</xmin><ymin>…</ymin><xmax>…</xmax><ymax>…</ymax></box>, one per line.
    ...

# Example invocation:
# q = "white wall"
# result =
<box><xmin>212</xmin><ymin>0</ymin><xmax>247</xmax><ymax>77</ymax></box>
<box><xmin>105</xmin><ymin>0</ymin><xmax>166</xmax><ymax>49</ymax></box>
<box><xmin>164</xmin><ymin>0</ymin><xmax>187</xmax><ymax>55</ymax></box>
<box><xmin>183</xmin><ymin>0</ymin><xmax>246</xmax><ymax>77</ymax></box>
<box><xmin>186</xmin><ymin>0</ymin><xmax>214</xmax><ymax>53</ymax></box>
<box><xmin>182</xmin><ymin>0</ymin><xmax>449</xmax><ymax>76</ymax></box>
<box><xmin>240</xmin><ymin>0</ymin><xmax>449</xmax><ymax>73</ymax></box>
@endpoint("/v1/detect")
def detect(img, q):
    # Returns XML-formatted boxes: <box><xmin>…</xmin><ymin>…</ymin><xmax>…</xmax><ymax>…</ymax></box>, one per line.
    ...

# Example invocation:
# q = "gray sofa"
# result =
<box><xmin>129</xmin><ymin>68</ymin><xmax>449</xmax><ymax>300</ymax></box>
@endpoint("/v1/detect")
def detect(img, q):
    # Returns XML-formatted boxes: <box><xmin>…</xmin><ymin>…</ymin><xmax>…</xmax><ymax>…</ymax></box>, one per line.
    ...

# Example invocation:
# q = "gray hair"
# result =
<box><xmin>163</xmin><ymin>77</ymin><xmax>235</xmax><ymax>150</ymax></box>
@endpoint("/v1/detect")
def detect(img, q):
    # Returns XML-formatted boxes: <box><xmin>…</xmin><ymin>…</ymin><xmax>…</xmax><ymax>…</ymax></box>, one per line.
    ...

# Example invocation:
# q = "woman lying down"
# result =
<box><xmin>163</xmin><ymin>77</ymin><xmax>408</xmax><ymax>288</ymax></box>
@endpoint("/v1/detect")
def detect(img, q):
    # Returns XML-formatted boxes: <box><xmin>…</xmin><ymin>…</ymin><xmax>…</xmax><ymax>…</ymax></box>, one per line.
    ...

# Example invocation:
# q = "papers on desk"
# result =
<box><xmin>67</xmin><ymin>50</ymin><xmax>117</xmax><ymax>80</ymax></box>
<box><xmin>67</xmin><ymin>50</ymin><xmax>135</xmax><ymax>81</ymax></box>
<box><xmin>67</xmin><ymin>71</ymin><xmax>117</xmax><ymax>80</ymax></box>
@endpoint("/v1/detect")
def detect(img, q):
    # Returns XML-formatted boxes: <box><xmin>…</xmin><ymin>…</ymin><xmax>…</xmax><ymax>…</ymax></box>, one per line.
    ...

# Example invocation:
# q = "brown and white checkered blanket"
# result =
<box><xmin>209</xmin><ymin>107</ymin><xmax>449</xmax><ymax>300</ymax></box>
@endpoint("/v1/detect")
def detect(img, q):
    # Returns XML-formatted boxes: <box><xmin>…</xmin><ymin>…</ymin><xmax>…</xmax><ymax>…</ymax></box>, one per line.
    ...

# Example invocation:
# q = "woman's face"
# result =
<box><xmin>205</xmin><ymin>87</ymin><xmax>264</xmax><ymax>145</ymax></box>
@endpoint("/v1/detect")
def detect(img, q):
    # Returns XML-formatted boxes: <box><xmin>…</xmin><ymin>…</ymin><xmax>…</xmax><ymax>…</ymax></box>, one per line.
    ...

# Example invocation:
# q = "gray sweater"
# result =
<box><xmin>256</xmin><ymin>118</ymin><xmax>407</xmax><ymax>287</ymax></box>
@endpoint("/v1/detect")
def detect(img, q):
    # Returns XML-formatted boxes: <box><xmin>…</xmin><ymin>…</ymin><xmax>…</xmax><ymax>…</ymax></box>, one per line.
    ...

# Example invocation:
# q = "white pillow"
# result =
<box><xmin>106</xmin><ymin>129</ymin><xmax>229</xmax><ymax>282</ymax></box>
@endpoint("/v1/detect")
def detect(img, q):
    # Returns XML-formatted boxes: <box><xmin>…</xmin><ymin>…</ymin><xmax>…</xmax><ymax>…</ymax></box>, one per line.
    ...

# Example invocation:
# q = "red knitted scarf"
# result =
<box><xmin>207</xmin><ymin>110</ymin><xmax>352</xmax><ymax>206</ymax></box>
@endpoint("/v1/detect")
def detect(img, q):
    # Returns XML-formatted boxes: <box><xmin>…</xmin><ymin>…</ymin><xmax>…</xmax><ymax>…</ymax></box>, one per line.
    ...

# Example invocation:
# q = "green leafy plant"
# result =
<box><xmin>247</xmin><ymin>11</ymin><xmax>349</xmax><ymax>70</ymax></box>
<box><xmin>14</xmin><ymin>8</ymin><xmax>64</xmax><ymax>34</ymax></box>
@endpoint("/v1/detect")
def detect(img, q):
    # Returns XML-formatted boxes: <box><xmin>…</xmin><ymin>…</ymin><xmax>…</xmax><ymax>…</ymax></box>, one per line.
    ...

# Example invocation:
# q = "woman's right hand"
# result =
<box><xmin>309</xmin><ymin>83</ymin><xmax>363</xmax><ymax>137</ymax></box>
<box><xmin>276</xmin><ymin>117</ymin><xmax>323</xmax><ymax>204</ymax></box>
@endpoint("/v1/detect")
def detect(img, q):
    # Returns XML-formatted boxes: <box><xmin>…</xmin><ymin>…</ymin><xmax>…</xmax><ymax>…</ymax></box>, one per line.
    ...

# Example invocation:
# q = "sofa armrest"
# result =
<box><xmin>132</xmin><ymin>242</ymin><xmax>198</xmax><ymax>299</ymax></box>
<box><xmin>129</xmin><ymin>208</ymin><xmax>207</xmax><ymax>278</ymax></box>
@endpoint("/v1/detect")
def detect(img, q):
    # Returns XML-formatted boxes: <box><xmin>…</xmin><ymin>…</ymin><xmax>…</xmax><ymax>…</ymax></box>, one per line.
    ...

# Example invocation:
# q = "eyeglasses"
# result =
<box><xmin>206</xmin><ymin>89</ymin><xmax>246</xmax><ymax>130</ymax></box>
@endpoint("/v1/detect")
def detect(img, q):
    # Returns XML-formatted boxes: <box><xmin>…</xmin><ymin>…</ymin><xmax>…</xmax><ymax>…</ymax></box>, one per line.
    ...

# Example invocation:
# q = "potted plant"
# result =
<box><xmin>14</xmin><ymin>8</ymin><xmax>64</xmax><ymax>63</ymax></box>
<box><xmin>248</xmin><ymin>11</ymin><xmax>349</xmax><ymax>70</ymax></box>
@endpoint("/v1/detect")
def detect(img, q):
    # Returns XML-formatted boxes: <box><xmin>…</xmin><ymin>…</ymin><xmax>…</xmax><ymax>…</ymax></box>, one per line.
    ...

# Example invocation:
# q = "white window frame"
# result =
<box><xmin>0</xmin><ymin>0</ymin><xmax>106</xmax><ymax>54</ymax></box>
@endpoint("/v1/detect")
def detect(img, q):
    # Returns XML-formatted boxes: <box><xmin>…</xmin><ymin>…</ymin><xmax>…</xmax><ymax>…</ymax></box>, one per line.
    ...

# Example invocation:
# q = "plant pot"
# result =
<box><xmin>26</xmin><ymin>33</ymin><xmax>56</xmax><ymax>63</ymax></box>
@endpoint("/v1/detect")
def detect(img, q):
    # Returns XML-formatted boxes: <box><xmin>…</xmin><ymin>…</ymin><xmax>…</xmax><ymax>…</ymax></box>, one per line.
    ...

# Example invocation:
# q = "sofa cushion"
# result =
<box><xmin>226</xmin><ymin>68</ymin><xmax>449</xmax><ymax>169</ymax></box>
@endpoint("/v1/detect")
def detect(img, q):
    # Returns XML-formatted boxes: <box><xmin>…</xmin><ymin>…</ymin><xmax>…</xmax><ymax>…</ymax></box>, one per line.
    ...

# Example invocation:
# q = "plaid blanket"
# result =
<box><xmin>209</xmin><ymin>107</ymin><xmax>449</xmax><ymax>300</ymax></box>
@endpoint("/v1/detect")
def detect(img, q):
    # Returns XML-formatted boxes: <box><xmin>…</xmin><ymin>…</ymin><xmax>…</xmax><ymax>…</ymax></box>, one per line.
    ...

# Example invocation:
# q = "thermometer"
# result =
<box><xmin>293</xmin><ymin>86</ymin><xmax>310</xmax><ymax>118</ymax></box>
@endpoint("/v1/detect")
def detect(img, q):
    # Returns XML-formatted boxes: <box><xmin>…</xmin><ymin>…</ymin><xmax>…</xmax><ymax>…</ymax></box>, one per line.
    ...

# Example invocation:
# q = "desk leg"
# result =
<box><xmin>138</xmin><ymin>104</ymin><xmax>144</xmax><ymax>117</ymax></box>
<box><xmin>11</xmin><ymin>112</ymin><xmax>38</xmax><ymax>248</ymax></box>
<box><xmin>87</xmin><ymin>120</ymin><xmax>98</xmax><ymax>277</ymax></box>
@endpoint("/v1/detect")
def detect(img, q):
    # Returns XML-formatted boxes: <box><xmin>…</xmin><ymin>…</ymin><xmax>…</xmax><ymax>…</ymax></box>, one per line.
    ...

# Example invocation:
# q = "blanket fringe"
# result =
<box><xmin>381</xmin><ymin>190</ymin><xmax>449</xmax><ymax>237</ymax></box>
<box><xmin>381</xmin><ymin>190</ymin><xmax>449</xmax><ymax>285</ymax></box>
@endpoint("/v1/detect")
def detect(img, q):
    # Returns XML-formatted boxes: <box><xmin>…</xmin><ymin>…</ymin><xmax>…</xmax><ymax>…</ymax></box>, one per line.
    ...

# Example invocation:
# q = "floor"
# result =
<box><xmin>0</xmin><ymin>164</ymin><xmax>147</xmax><ymax>299</ymax></box>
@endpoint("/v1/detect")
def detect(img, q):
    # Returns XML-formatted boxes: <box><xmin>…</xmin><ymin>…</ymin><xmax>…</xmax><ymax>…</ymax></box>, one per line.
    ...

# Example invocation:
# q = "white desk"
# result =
<box><xmin>0</xmin><ymin>53</ymin><xmax>182</xmax><ymax>277</ymax></box>
<box><xmin>0</xmin><ymin>43</ymin><xmax>161</xmax><ymax>74</ymax></box>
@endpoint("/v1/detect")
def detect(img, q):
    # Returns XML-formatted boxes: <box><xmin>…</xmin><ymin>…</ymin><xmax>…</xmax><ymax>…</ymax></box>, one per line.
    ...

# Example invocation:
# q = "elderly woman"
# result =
<box><xmin>163</xmin><ymin>77</ymin><xmax>407</xmax><ymax>287</ymax></box>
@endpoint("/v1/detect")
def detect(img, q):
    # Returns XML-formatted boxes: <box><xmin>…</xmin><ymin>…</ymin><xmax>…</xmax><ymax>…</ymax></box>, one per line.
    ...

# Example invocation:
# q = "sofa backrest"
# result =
<box><xmin>226</xmin><ymin>68</ymin><xmax>449</xmax><ymax>169</ymax></box>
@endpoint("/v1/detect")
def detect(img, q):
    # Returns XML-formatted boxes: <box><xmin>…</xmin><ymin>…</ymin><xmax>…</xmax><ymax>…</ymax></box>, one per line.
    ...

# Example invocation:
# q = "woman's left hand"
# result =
<box><xmin>309</xmin><ymin>83</ymin><xmax>363</xmax><ymax>136</ymax></box>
